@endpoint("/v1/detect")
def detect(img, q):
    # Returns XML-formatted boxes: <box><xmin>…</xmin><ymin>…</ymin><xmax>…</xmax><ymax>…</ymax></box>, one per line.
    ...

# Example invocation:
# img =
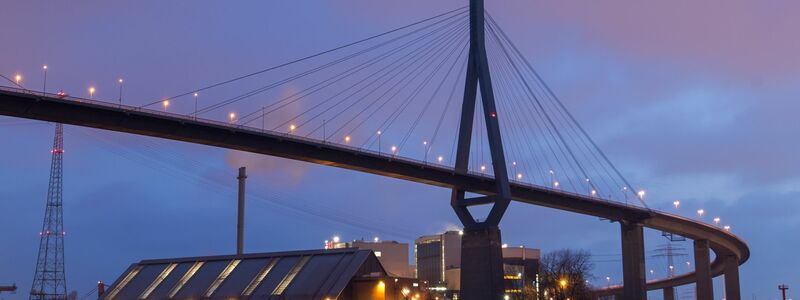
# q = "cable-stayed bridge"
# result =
<box><xmin>0</xmin><ymin>2</ymin><xmax>747</xmax><ymax>299</ymax></box>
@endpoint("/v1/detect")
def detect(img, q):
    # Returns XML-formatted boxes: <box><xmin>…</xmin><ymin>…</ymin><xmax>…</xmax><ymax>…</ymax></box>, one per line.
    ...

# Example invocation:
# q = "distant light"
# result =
<box><xmin>553</xmin><ymin>181</ymin><xmax>560</xmax><ymax>188</ymax></box>
<box><xmin>229</xmin><ymin>112</ymin><xmax>236</xmax><ymax>123</ymax></box>
<box><xmin>673</xmin><ymin>200</ymin><xmax>681</xmax><ymax>209</ymax></box>
<box><xmin>118</xmin><ymin>78</ymin><xmax>123</xmax><ymax>83</ymax></box>
<box><xmin>423</xmin><ymin>140</ymin><xmax>428</xmax><ymax>145</ymax></box>
<box><xmin>89</xmin><ymin>86</ymin><xmax>96</xmax><ymax>98</ymax></box>
<box><xmin>43</xmin><ymin>65</ymin><xmax>48</xmax><ymax>70</ymax></box>
<box><xmin>391</xmin><ymin>145</ymin><xmax>397</xmax><ymax>153</ymax></box>
<box><xmin>585</xmin><ymin>178</ymin><xmax>590</xmax><ymax>182</ymax></box>
<box><xmin>512</xmin><ymin>161</ymin><xmax>517</xmax><ymax>166</ymax></box>
<box><xmin>193</xmin><ymin>92</ymin><xmax>199</xmax><ymax>97</ymax></box>
<box><xmin>549</xmin><ymin>169</ymin><xmax>554</xmax><ymax>175</ymax></box>
<box><xmin>344</xmin><ymin>135</ymin><xmax>351</xmax><ymax>143</ymax></box>
<box><xmin>516</xmin><ymin>173</ymin><xmax>523</xmax><ymax>180</ymax></box>
<box><xmin>14</xmin><ymin>74</ymin><xmax>22</xmax><ymax>84</ymax></box>
<box><xmin>162</xmin><ymin>99</ymin><xmax>169</xmax><ymax>109</ymax></box>
<box><xmin>378</xmin><ymin>280</ymin><xmax>385</xmax><ymax>289</ymax></box>
<box><xmin>637</xmin><ymin>190</ymin><xmax>646</xmax><ymax>199</ymax></box>
<box><xmin>559</xmin><ymin>279</ymin><xmax>567</xmax><ymax>288</ymax></box>
<box><xmin>373</xmin><ymin>236</ymin><xmax>379</xmax><ymax>242</ymax></box>
<box><xmin>713</xmin><ymin>217</ymin><xmax>721</xmax><ymax>224</ymax></box>
<box><xmin>480</xmin><ymin>165</ymin><xmax>486</xmax><ymax>172</ymax></box>
<box><xmin>458</xmin><ymin>230</ymin><xmax>463</xmax><ymax>236</ymax></box>
<box><xmin>697</xmin><ymin>209</ymin><xmax>705</xmax><ymax>217</ymax></box>
<box><xmin>437</xmin><ymin>156</ymin><xmax>443</xmax><ymax>163</ymax></box>
<box><xmin>332</xmin><ymin>236</ymin><xmax>340</xmax><ymax>243</ymax></box>
<box><xmin>490</xmin><ymin>112</ymin><xmax>496</xmax><ymax>118</ymax></box>
<box><xmin>501</xmin><ymin>244</ymin><xmax>508</xmax><ymax>248</ymax></box>
<box><xmin>724</xmin><ymin>225</ymin><xmax>731</xmax><ymax>231</ymax></box>
<box><xmin>591</xmin><ymin>190</ymin><xmax>597</xmax><ymax>196</ymax></box>
<box><xmin>376</xmin><ymin>130</ymin><xmax>382</xmax><ymax>135</ymax></box>
<box><xmin>289</xmin><ymin>124</ymin><xmax>296</xmax><ymax>132</ymax></box>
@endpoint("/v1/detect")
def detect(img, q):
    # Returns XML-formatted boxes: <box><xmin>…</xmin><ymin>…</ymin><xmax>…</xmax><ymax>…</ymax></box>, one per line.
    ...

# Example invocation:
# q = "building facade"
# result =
<box><xmin>413</xmin><ymin>231</ymin><xmax>462</xmax><ymax>286</ymax></box>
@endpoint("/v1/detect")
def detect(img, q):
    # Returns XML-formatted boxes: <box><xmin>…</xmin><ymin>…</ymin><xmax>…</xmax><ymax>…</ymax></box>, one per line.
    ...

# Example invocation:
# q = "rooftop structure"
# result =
<box><xmin>101</xmin><ymin>248</ymin><xmax>422</xmax><ymax>300</ymax></box>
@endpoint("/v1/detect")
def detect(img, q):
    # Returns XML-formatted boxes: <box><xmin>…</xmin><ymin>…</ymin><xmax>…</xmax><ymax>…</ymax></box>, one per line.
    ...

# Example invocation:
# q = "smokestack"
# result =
<box><xmin>97</xmin><ymin>281</ymin><xmax>105</xmax><ymax>298</ymax></box>
<box><xmin>237</xmin><ymin>167</ymin><xmax>247</xmax><ymax>255</ymax></box>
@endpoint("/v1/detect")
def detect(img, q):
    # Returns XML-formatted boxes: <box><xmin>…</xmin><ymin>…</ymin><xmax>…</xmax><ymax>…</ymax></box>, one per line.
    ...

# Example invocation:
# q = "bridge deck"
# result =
<box><xmin>0</xmin><ymin>87</ymin><xmax>749</xmax><ymax>293</ymax></box>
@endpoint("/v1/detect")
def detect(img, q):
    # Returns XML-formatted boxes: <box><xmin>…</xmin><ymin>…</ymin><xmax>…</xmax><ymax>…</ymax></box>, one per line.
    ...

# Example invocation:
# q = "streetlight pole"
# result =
<box><xmin>42</xmin><ymin>65</ymin><xmax>48</xmax><ymax>95</ymax></box>
<box><xmin>118</xmin><ymin>79</ymin><xmax>123</xmax><ymax>106</ymax></box>
<box><xmin>194</xmin><ymin>92</ymin><xmax>199</xmax><ymax>119</ymax></box>
<box><xmin>423</xmin><ymin>140</ymin><xmax>428</xmax><ymax>164</ymax></box>
<box><xmin>377</xmin><ymin>130</ymin><xmax>382</xmax><ymax>156</ymax></box>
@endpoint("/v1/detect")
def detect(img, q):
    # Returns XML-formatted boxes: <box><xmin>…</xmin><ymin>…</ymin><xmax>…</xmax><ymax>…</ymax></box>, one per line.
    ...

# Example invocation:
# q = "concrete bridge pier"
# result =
<box><xmin>694</xmin><ymin>239</ymin><xmax>714</xmax><ymax>300</ymax></box>
<box><xmin>724</xmin><ymin>255</ymin><xmax>741</xmax><ymax>300</ymax></box>
<box><xmin>459</xmin><ymin>226</ymin><xmax>505</xmax><ymax>300</ymax></box>
<box><xmin>663</xmin><ymin>287</ymin><xmax>675</xmax><ymax>300</ymax></box>
<box><xmin>621</xmin><ymin>222</ymin><xmax>647</xmax><ymax>300</ymax></box>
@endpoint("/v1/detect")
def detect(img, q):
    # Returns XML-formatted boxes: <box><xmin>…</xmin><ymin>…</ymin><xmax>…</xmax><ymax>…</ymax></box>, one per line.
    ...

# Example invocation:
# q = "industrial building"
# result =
<box><xmin>101</xmin><ymin>248</ymin><xmax>426</xmax><ymax>300</ymax></box>
<box><xmin>414</xmin><ymin>231</ymin><xmax>463</xmax><ymax>286</ymax></box>
<box><xmin>414</xmin><ymin>231</ymin><xmax>541</xmax><ymax>299</ymax></box>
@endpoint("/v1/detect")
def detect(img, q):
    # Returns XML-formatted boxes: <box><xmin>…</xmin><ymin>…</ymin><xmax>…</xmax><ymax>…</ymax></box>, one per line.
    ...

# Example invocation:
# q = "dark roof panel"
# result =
<box><xmin>251</xmin><ymin>256</ymin><xmax>300</xmax><ymax>297</ymax></box>
<box><xmin>144</xmin><ymin>262</ymin><xmax>192</xmax><ymax>299</ymax></box>
<box><xmin>112</xmin><ymin>264</ymin><xmax>168</xmax><ymax>300</ymax></box>
<box><xmin>209</xmin><ymin>258</ymin><xmax>271</xmax><ymax>299</ymax></box>
<box><xmin>172</xmin><ymin>260</ymin><xmax>227</xmax><ymax>299</ymax></box>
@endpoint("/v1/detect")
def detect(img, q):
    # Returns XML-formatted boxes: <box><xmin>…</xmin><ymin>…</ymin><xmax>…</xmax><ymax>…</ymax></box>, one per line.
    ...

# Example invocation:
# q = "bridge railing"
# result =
<box><xmin>0</xmin><ymin>85</ymin><xmax>648</xmax><ymax>209</ymax></box>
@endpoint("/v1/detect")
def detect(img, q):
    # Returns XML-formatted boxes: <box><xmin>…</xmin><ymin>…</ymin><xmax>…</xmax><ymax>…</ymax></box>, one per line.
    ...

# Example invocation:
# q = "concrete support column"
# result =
<box><xmin>724</xmin><ymin>255</ymin><xmax>741</xmax><ymax>300</ymax></box>
<box><xmin>694</xmin><ymin>239</ymin><xmax>714</xmax><ymax>300</ymax></box>
<box><xmin>662</xmin><ymin>287</ymin><xmax>675</xmax><ymax>300</ymax></box>
<box><xmin>460</xmin><ymin>227</ymin><xmax>505</xmax><ymax>300</ymax></box>
<box><xmin>620</xmin><ymin>222</ymin><xmax>647</xmax><ymax>300</ymax></box>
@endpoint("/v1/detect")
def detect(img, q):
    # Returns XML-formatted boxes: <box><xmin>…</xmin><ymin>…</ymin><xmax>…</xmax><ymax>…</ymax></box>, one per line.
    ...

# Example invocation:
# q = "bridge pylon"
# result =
<box><xmin>450</xmin><ymin>0</ymin><xmax>512</xmax><ymax>299</ymax></box>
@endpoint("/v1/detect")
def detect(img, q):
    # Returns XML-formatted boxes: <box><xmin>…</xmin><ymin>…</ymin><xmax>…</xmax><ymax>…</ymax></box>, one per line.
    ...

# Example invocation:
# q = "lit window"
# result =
<box><xmin>374</xmin><ymin>251</ymin><xmax>382</xmax><ymax>257</ymax></box>
<box><xmin>272</xmin><ymin>256</ymin><xmax>311</xmax><ymax>295</ymax></box>
<box><xmin>204</xmin><ymin>260</ymin><xmax>241</xmax><ymax>297</ymax></box>
<box><xmin>168</xmin><ymin>261</ymin><xmax>204</xmax><ymax>298</ymax></box>
<box><xmin>242</xmin><ymin>258</ymin><xmax>279</xmax><ymax>296</ymax></box>
<box><xmin>139</xmin><ymin>263</ymin><xmax>177</xmax><ymax>299</ymax></box>
<box><xmin>106</xmin><ymin>266</ymin><xmax>142</xmax><ymax>300</ymax></box>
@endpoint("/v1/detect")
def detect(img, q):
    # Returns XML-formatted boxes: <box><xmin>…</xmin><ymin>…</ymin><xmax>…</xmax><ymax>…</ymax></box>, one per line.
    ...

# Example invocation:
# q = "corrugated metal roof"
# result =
<box><xmin>102</xmin><ymin>249</ymin><xmax>385</xmax><ymax>300</ymax></box>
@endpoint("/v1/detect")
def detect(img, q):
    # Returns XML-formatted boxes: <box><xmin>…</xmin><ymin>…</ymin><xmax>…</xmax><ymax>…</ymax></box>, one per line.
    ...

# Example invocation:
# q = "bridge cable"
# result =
<box><xmin>140</xmin><ymin>6</ymin><xmax>468</xmax><ymax>108</ymax></box>
<box><xmin>198</xmin><ymin>11</ymin><xmax>469</xmax><ymax>117</ymax></box>
<box><xmin>487</xmin><ymin>13</ymin><xmax>648</xmax><ymax>209</ymax></box>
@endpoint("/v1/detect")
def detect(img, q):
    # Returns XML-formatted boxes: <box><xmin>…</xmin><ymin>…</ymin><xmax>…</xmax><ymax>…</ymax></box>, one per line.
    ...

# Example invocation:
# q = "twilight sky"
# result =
<box><xmin>1</xmin><ymin>1</ymin><xmax>799</xmax><ymax>299</ymax></box>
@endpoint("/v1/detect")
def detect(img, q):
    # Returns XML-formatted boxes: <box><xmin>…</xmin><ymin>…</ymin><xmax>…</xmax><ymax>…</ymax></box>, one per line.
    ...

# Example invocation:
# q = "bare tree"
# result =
<box><xmin>538</xmin><ymin>249</ymin><xmax>594</xmax><ymax>300</ymax></box>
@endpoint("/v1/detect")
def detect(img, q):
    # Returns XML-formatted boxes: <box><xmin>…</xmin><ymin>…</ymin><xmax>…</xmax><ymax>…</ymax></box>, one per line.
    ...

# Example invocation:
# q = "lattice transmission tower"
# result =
<box><xmin>30</xmin><ymin>123</ymin><xmax>67</xmax><ymax>300</ymax></box>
